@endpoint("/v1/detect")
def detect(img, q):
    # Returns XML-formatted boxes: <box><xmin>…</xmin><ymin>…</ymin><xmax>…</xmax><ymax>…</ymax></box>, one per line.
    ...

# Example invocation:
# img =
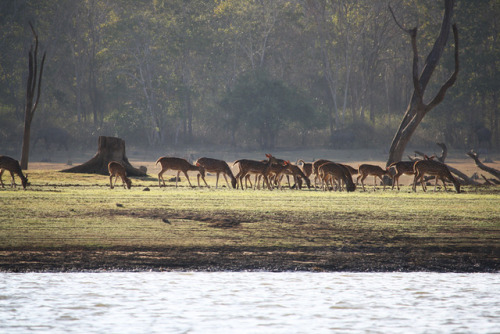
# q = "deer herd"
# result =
<box><xmin>0</xmin><ymin>153</ymin><xmax>461</xmax><ymax>193</ymax></box>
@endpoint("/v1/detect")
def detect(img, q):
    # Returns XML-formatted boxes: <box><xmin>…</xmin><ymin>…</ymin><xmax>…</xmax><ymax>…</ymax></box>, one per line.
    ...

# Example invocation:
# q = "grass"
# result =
<box><xmin>1</xmin><ymin>169</ymin><xmax>499</xmax><ymax>252</ymax></box>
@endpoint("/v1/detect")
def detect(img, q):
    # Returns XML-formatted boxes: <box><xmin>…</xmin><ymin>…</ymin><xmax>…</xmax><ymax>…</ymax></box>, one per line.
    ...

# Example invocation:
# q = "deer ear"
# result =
<box><xmin>265</xmin><ymin>153</ymin><xmax>271</xmax><ymax>158</ymax></box>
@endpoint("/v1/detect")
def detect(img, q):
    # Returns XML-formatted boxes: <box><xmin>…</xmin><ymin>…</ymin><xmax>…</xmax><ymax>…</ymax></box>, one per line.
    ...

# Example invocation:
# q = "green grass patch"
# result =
<box><xmin>1</xmin><ymin>170</ymin><xmax>499</xmax><ymax>251</ymax></box>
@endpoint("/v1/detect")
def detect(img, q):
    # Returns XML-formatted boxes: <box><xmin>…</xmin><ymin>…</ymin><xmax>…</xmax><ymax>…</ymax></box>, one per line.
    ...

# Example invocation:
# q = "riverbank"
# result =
<box><xmin>1</xmin><ymin>244</ymin><xmax>498</xmax><ymax>273</ymax></box>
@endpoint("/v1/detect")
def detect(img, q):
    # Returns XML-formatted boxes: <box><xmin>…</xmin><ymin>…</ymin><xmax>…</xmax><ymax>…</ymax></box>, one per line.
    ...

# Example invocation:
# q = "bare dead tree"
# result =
<box><xmin>20</xmin><ymin>22</ymin><xmax>46</xmax><ymax>169</ymax></box>
<box><xmin>386</xmin><ymin>0</ymin><xmax>459</xmax><ymax>167</ymax></box>
<box><xmin>467</xmin><ymin>150</ymin><xmax>500</xmax><ymax>181</ymax></box>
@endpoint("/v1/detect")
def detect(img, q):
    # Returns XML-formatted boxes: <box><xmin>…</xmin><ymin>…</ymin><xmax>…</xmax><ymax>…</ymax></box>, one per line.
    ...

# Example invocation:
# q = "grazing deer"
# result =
<box><xmin>156</xmin><ymin>157</ymin><xmax>208</xmax><ymax>188</ymax></box>
<box><xmin>233</xmin><ymin>154</ymin><xmax>279</xmax><ymax>190</ymax></box>
<box><xmin>297</xmin><ymin>159</ymin><xmax>313</xmax><ymax>178</ymax></box>
<box><xmin>195</xmin><ymin>157</ymin><xmax>237</xmax><ymax>189</ymax></box>
<box><xmin>283</xmin><ymin>162</ymin><xmax>311</xmax><ymax>189</ymax></box>
<box><xmin>312</xmin><ymin>159</ymin><xmax>332</xmax><ymax>187</ymax></box>
<box><xmin>412</xmin><ymin>160</ymin><xmax>461</xmax><ymax>193</ymax></box>
<box><xmin>108</xmin><ymin>161</ymin><xmax>132</xmax><ymax>189</ymax></box>
<box><xmin>267</xmin><ymin>160</ymin><xmax>290</xmax><ymax>190</ymax></box>
<box><xmin>318</xmin><ymin>162</ymin><xmax>356</xmax><ymax>192</ymax></box>
<box><xmin>340</xmin><ymin>164</ymin><xmax>358</xmax><ymax>176</ymax></box>
<box><xmin>0</xmin><ymin>155</ymin><xmax>28</xmax><ymax>190</ymax></box>
<box><xmin>356</xmin><ymin>164</ymin><xmax>390</xmax><ymax>191</ymax></box>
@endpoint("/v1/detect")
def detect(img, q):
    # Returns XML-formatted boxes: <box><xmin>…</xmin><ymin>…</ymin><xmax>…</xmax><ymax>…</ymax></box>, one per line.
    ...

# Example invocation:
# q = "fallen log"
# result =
<box><xmin>466</xmin><ymin>150</ymin><xmax>500</xmax><ymax>181</ymax></box>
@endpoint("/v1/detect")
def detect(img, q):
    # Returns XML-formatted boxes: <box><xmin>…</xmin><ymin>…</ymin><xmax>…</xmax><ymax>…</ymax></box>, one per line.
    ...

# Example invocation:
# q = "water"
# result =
<box><xmin>1</xmin><ymin>272</ymin><xmax>498</xmax><ymax>333</ymax></box>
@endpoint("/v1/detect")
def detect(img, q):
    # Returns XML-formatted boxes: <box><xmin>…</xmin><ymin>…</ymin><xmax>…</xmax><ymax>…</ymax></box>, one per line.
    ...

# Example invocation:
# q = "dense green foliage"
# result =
<box><xmin>0</xmin><ymin>0</ymin><xmax>498</xmax><ymax>153</ymax></box>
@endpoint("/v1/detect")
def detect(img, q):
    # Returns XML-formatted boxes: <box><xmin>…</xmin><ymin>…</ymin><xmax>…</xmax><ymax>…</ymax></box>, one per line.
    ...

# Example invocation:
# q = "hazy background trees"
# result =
<box><xmin>0</xmin><ymin>0</ymin><xmax>498</xmax><ymax>156</ymax></box>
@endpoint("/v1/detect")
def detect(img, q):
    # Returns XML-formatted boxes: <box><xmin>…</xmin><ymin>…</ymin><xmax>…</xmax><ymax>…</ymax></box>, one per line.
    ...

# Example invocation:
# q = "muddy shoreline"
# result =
<box><xmin>1</xmin><ymin>246</ymin><xmax>498</xmax><ymax>273</ymax></box>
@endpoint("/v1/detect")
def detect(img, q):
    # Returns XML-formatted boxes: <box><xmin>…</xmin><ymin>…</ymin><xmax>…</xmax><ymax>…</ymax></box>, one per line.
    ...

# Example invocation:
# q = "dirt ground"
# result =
<box><xmin>1</xmin><ymin>245</ymin><xmax>498</xmax><ymax>273</ymax></box>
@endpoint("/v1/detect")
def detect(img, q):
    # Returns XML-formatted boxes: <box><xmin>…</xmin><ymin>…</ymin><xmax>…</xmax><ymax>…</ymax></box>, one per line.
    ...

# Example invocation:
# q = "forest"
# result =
<box><xmin>0</xmin><ymin>0</ymin><xmax>498</xmax><ymax>156</ymax></box>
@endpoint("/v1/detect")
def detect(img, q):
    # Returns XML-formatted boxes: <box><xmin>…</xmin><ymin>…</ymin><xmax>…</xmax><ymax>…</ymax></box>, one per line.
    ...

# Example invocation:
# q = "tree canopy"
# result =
<box><xmin>0</xmin><ymin>0</ymin><xmax>498</xmax><ymax>155</ymax></box>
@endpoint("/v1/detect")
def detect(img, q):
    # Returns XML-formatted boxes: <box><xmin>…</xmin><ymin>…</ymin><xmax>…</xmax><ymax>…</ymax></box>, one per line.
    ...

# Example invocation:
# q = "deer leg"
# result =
<box><xmin>0</xmin><ymin>169</ymin><xmax>4</xmax><ymax>188</ymax></box>
<box><xmin>183</xmin><ymin>171</ymin><xmax>193</xmax><ymax>187</ymax></box>
<box><xmin>235</xmin><ymin>171</ymin><xmax>243</xmax><ymax>189</ymax></box>
<box><xmin>358</xmin><ymin>175</ymin><xmax>366</xmax><ymax>191</ymax></box>
<box><xmin>175</xmin><ymin>171</ymin><xmax>181</xmax><ymax>187</ymax></box>
<box><xmin>420</xmin><ymin>174</ymin><xmax>427</xmax><ymax>192</ymax></box>
<box><xmin>223</xmin><ymin>174</ymin><xmax>230</xmax><ymax>189</ymax></box>
<box><xmin>379</xmin><ymin>176</ymin><xmax>386</xmax><ymax>191</ymax></box>
<box><xmin>441</xmin><ymin>177</ymin><xmax>449</xmax><ymax>192</ymax></box>
<box><xmin>263</xmin><ymin>175</ymin><xmax>273</xmax><ymax>191</ymax></box>
<box><xmin>393</xmin><ymin>173</ymin><xmax>400</xmax><ymax>191</ymax></box>
<box><xmin>215</xmin><ymin>173</ymin><xmax>220</xmax><ymax>188</ymax></box>
<box><xmin>198</xmin><ymin>172</ymin><xmax>208</xmax><ymax>188</ymax></box>
<box><xmin>158</xmin><ymin>169</ymin><xmax>166</xmax><ymax>187</ymax></box>
<box><xmin>109</xmin><ymin>175</ymin><xmax>114</xmax><ymax>189</ymax></box>
<box><xmin>10</xmin><ymin>171</ymin><xmax>16</xmax><ymax>188</ymax></box>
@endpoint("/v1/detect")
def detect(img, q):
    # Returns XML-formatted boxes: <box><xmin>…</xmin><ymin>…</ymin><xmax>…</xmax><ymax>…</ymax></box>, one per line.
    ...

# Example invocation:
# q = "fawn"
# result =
<box><xmin>108</xmin><ymin>161</ymin><xmax>132</xmax><ymax>189</ymax></box>
<box><xmin>0</xmin><ymin>155</ymin><xmax>28</xmax><ymax>190</ymax></box>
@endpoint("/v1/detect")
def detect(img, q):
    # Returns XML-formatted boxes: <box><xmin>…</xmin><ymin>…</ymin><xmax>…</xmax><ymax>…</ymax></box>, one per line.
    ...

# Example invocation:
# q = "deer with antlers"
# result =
<box><xmin>412</xmin><ymin>159</ymin><xmax>460</xmax><ymax>193</ymax></box>
<box><xmin>195</xmin><ymin>157</ymin><xmax>237</xmax><ymax>189</ymax></box>
<box><xmin>108</xmin><ymin>161</ymin><xmax>132</xmax><ymax>189</ymax></box>
<box><xmin>0</xmin><ymin>155</ymin><xmax>29</xmax><ymax>190</ymax></box>
<box><xmin>156</xmin><ymin>157</ymin><xmax>208</xmax><ymax>188</ymax></box>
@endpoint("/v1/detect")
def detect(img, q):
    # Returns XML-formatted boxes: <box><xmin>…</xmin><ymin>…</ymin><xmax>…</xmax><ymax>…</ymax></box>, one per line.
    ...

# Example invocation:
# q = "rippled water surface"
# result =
<box><xmin>1</xmin><ymin>272</ymin><xmax>499</xmax><ymax>333</ymax></box>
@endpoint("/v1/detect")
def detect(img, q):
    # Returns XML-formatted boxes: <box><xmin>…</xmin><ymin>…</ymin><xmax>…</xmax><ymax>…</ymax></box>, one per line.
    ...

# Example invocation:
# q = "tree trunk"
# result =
<box><xmin>20</xmin><ymin>23</ymin><xmax>46</xmax><ymax>170</ymax></box>
<box><xmin>386</xmin><ymin>0</ymin><xmax>458</xmax><ymax>167</ymax></box>
<box><xmin>61</xmin><ymin>136</ymin><xmax>146</xmax><ymax>176</ymax></box>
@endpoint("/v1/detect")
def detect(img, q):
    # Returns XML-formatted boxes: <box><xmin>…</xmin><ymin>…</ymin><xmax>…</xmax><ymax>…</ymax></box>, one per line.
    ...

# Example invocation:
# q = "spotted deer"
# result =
<box><xmin>388</xmin><ymin>161</ymin><xmax>416</xmax><ymax>191</ymax></box>
<box><xmin>412</xmin><ymin>159</ymin><xmax>461</xmax><ymax>193</ymax></box>
<box><xmin>318</xmin><ymin>162</ymin><xmax>356</xmax><ymax>192</ymax></box>
<box><xmin>156</xmin><ymin>157</ymin><xmax>208</xmax><ymax>188</ymax></box>
<box><xmin>389</xmin><ymin>156</ymin><xmax>434</xmax><ymax>190</ymax></box>
<box><xmin>283</xmin><ymin>162</ymin><xmax>311</xmax><ymax>189</ymax></box>
<box><xmin>195</xmin><ymin>157</ymin><xmax>237</xmax><ymax>189</ymax></box>
<box><xmin>356</xmin><ymin>164</ymin><xmax>390</xmax><ymax>191</ymax></box>
<box><xmin>312</xmin><ymin>159</ymin><xmax>332</xmax><ymax>187</ymax></box>
<box><xmin>233</xmin><ymin>154</ymin><xmax>279</xmax><ymax>190</ymax></box>
<box><xmin>0</xmin><ymin>155</ymin><xmax>28</xmax><ymax>190</ymax></box>
<box><xmin>297</xmin><ymin>159</ymin><xmax>313</xmax><ymax>178</ymax></box>
<box><xmin>108</xmin><ymin>161</ymin><xmax>132</xmax><ymax>189</ymax></box>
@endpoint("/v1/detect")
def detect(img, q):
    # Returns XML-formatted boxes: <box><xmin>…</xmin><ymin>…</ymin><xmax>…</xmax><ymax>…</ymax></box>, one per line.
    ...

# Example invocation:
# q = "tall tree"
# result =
<box><xmin>386</xmin><ymin>0</ymin><xmax>459</xmax><ymax>166</ymax></box>
<box><xmin>20</xmin><ymin>22</ymin><xmax>46</xmax><ymax>169</ymax></box>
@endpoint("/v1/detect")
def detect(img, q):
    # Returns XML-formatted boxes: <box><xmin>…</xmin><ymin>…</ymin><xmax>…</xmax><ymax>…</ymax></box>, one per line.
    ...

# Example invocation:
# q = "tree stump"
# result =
<box><xmin>61</xmin><ymin>136</ymin><xmax>146</xmax><ymax>176</ymax></box>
